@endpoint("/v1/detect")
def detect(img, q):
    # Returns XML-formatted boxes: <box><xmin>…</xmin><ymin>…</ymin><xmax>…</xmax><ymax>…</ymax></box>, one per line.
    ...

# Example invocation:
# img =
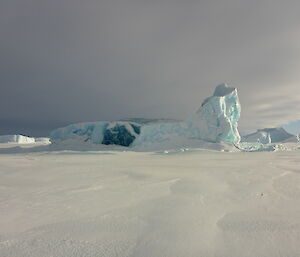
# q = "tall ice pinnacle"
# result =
<box><xmin>133</xmin><ymin>83</ymin><xmax>242</xmax><ymax>147</ymax></box>
<box><xmin>186</xmin><ymin>83</ymin><xmax>241</xmax><ymax>143</ymax></box>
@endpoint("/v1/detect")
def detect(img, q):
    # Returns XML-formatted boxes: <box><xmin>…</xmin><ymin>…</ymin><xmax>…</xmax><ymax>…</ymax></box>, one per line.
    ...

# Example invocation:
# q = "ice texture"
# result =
<box><xmin>102</xmin><ymin>122</ymin><xmax>141</xmax><ymax>146</ymax></box>
<box><xmin>0</xmin><ymin>135</ymin><xmax>35</xmax><ymax>144</ymax></box>
<box><xmin>133</xmin><ymin>83</ymin><xmax>241</xmax><ymax>147</ymax></box>
<box><xmin>34</xmin><ymin>137</ymin><xmax>51</xmax><ymax>143</ymax></box>
<box><xmin>50</xmin><ymin>83</ymin><xmax>241</xmax><ymax>147</ymax></box>
<box><xmin>50</xmin><ymin>122</ymin><xmax>104</xmax><ymax>144</ymax></box>
<box><xmin>242</xmin><ymin>127</ymin><xmax>299</xmax><ymax>143</ymax></box>
<box><xmin>50</xmin><ymin>122</ymin><xmax>141</xmax><ymax>146</ymax></box>
<box><xmin>235</xmin><ymin>142</ymin><xmax>288</xmax><ymax>152</ymax></box>
<box><xmin>187</xmin><ymin>83</ymin><xmax>241</xmax><ymax>143</ymax></box>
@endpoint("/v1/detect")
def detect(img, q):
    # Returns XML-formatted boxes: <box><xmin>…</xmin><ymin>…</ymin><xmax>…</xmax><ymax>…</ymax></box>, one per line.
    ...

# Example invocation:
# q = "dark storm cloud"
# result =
<box><xmin>1</xmin><ymin>0</ymin><xmax>300</xmax><ymax>136</ymax></box>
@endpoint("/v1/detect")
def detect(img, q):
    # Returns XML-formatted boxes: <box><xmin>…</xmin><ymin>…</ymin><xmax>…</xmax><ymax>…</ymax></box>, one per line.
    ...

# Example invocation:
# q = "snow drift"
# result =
<box><xmin>50</xmin><ymin>83</ymin><xmax>241</xmax><ymax>148</ymax></box>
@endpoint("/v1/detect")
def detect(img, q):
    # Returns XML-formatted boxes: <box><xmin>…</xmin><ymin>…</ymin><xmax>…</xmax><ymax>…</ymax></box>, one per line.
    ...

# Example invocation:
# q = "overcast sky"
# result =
<box><xmin>1</xmin><ymin>0</ymin><xmax>300</xmax><ymax>136</ymax></box>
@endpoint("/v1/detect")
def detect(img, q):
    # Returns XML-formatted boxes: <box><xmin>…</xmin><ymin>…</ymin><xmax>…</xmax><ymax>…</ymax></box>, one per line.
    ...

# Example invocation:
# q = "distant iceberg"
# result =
<box><xmin>0</xmin><ymin>135</ymin><xmax>35</xmax><ymax>144</ymax></box>
<box><xmin>0</xmin><ymin>135</ymin><xmax>50</xmax><ymax>144</ymax></box>
<box><xmin>242</xmin><ymin>127</ymin><xmax>299</xmax><ymax>143</ymax></box>
<box><xmin>50</xmin><ymin>83</ymin><xmax>241</xmax><ymax>148</ymax></box>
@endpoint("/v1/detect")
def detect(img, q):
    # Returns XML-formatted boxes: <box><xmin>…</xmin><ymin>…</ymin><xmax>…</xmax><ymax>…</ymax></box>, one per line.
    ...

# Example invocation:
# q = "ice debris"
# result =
<box><xmin>235</xmin><ymin>142</ymin><xmax>289</xmax><ymax>152</ymax></box>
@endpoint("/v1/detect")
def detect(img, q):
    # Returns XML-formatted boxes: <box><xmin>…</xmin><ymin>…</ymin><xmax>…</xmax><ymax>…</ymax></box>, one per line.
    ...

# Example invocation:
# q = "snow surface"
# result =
<box><xmin>34</xmin><ymin>137</ymin><xmax>51</xmax><ymax>144</ymax></box>
<box><xmin>1</xmin><ymin>143</ymin><xmax>300</xmax><ymax>257</ymax></box>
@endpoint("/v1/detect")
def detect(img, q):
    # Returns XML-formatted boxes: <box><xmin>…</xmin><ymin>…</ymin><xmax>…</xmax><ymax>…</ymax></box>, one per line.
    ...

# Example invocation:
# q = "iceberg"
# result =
<box><xmin>50</xmin><ymin>83</ymin><xmax>241</xmax><ymax>148</ymax></box>
<box><xmin>133</xmin><ymin>83</ymin><xmax>241</xmax><ymax>147</ymax></box>
<box><xmin>242</xmin><ymin>127</ymin><xmax>299</xmax><ymax>143</ymax></box>
<box><xmin>186</xmin><ymin>83</ymin><xmax>241</xmax><ymax>143</ymax></box>
<box><xmin>0</xmin><ymin>135</ymin><xmax>35</xmax><ymax>144</ymax></box>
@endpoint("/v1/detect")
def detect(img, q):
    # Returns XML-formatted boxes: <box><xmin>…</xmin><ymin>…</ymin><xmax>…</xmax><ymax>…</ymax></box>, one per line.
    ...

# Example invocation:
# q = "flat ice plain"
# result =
<box><xmin>1</xmin><ymin>143</ymin><xmax>300</xmax><ymax>257</ymax></box>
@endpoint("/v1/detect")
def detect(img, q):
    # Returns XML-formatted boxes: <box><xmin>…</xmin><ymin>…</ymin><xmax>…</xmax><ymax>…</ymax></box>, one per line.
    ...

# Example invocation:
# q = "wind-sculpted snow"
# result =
<box><xmin>50</xmin><ymin>83</ymin><xmax>241</xmax><ymax>148</ymax></box>
<box><xmin>2</xmin><ymin>146</ymin><xmax>300</xmax><ymax>257</ymax></box>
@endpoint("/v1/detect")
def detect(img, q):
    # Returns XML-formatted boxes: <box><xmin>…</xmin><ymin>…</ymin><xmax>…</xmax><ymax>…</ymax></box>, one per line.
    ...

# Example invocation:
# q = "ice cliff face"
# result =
<box><xmin>50</xmin><ymin>122</ymin><xmax>141</xmax><ymax>146</ymax></box>
<box><xmin>102</xmin><ymin>122</ymin><xmax>141</xmax><ymax>146</ymax></box>
<box><xmin>187</xmin><ymin>83</ymin><xmax>241</xmax><ymax>143</ymax></box>
<box><xmin>50</xmin><ymin>83</ymin><xmax>241</xmax><ymax>147</ymax></box>
<box><xmin>242</xmin><ymin>127</ymin><xmax>299</xmax><ymax>143</ymax></box>
<box><xmin>133</xmin><ymin>83</ymin><xmax>241</xmax><ymax>146</ymax></box>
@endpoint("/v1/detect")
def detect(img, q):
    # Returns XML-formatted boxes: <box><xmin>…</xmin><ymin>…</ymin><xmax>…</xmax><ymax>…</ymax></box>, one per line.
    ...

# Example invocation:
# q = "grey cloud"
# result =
<box><xmin>1</xmin><ymin>0</ymin><xmax>300</xmax><ymax>136</ymax></box>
